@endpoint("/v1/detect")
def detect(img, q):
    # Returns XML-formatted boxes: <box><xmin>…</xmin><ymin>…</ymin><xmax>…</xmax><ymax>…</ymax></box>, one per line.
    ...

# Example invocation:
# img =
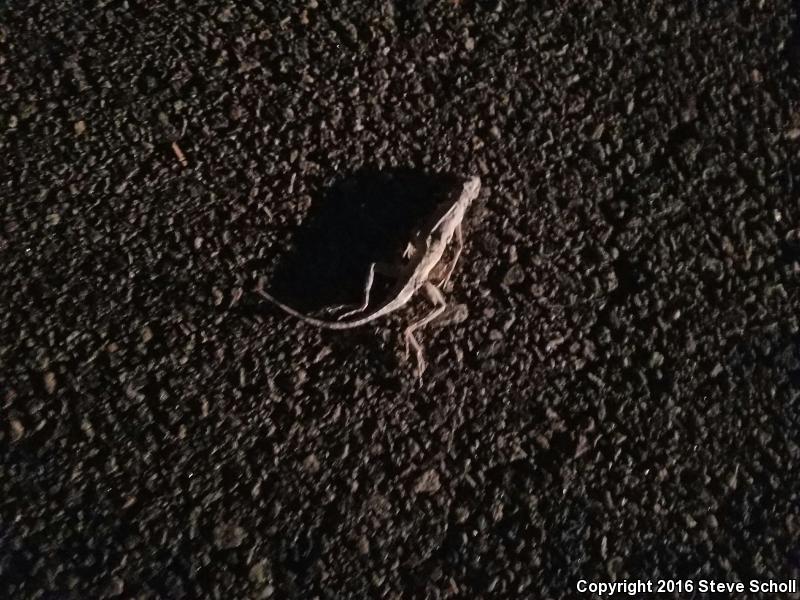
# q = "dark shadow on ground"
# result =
<box><xmin>266</xmin><ymin>168</ymin><xmax>462</xmax><ymax>313</ymax></box>
<box><xmin>788</xmin><ymin>1</ymin><xmax>800</xmax><ymax>68</ymax></box>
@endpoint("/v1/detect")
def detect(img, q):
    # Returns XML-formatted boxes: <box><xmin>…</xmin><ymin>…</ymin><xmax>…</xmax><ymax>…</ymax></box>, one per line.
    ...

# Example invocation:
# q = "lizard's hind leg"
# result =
<box><xmin>334</xmin><ymin>262</ymin><xmax>377</xmax><ymax>319</ymax></box>
<box><xmin>404</xmin><ymin>282</ymin><xmax>447</xmax><ymax>378</ymax></box>
<box><xmin>334</xmin><ymin>261</ymin><xmax>404</xmax><ymax>320</ymax></box>
<box><xmin>317</xmin><ymin>263</ymin><xmax>377</xmax><ymax>317</ymax></box>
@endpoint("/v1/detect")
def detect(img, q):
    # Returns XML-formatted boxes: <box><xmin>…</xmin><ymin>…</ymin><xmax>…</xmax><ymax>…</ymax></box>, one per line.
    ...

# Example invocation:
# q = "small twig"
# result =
<box><xmin>171</xmin><ymin>141</ymin><xmax>188</xmax><ymax>167</ymax></box>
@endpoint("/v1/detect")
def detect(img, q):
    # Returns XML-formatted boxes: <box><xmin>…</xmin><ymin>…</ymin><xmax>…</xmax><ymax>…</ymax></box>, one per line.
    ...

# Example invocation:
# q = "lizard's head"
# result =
<box><xmin>462</xmin><ymin>176</ymin><xmax>481</xmax><ymax>204</ymax></box>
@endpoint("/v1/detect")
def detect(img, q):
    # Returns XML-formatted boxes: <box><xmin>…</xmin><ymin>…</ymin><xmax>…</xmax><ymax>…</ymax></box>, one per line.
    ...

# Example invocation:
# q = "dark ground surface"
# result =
<box><xmin>2</xmin><ymin>1</ymin><xmax>800</xmax><ymax>598</ymax></box>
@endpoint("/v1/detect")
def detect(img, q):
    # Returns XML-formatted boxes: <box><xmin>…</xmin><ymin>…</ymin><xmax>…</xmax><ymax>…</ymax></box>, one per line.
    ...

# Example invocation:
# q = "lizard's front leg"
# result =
<box><xmin>437</xmin><ymin>224</ymin><xmax>464</xmax><ymax>289</ymax></box>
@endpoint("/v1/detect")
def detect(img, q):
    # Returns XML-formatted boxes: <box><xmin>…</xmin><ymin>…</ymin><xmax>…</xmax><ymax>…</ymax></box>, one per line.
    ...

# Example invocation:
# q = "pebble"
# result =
<box><xmin>248</xmin><ymin>560</ymin><xmax>270</xmax><ymax>584</ymax></box>
<box><xmin>502</xmin><ymin>264</ymin><xmax>525</xmax><ymax>286</ymax></box>
<box><xmin>9</xmin><ymin>418</ymin><xmax>24</xmax><ymax>442</ymax></box>
<box><xmin>105</xmin><ymin>576</ymin><xmax>124</xmax><ymax>597</ymax></box>
<box><xmin>414</xmin><ymin>469</ymin><xmax>441</xmax><ymax>494</ymax></box>
<box><xmin>213</xmin><ymin>522</ymin><xmax>247</xmax><ymax>550</ymax></box>
<box><xmin>303</xmin><ymin>453</ymin><xmax>320</xmax><ymax>474</ymax></box>
<box><xmin>44</xmin><ymin>371</ymin><xmax>57</xmax><ymax>394</ymax></box>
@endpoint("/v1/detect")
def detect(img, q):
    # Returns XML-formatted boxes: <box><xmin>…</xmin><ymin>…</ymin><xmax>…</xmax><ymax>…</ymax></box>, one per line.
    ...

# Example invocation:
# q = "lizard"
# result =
<box><xmin>255</xmin><ymin>175</ymin><xmax>481</xmax><ymax>376</ymax></box>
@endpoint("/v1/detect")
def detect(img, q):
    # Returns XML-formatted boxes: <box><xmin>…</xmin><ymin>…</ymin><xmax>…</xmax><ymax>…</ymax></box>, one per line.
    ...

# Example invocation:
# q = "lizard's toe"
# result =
<box><xmin>416</xmin><ymin>360</ymin><xmax>427</xmax><ymax>381</ymax></box>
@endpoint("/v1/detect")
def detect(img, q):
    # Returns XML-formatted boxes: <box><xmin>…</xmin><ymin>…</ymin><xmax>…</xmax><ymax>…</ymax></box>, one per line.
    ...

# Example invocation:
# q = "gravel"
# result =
<box><xmin>2</xmin><ymin>0</ymin><xmax>800</xmax><ymax>598</ymax></box>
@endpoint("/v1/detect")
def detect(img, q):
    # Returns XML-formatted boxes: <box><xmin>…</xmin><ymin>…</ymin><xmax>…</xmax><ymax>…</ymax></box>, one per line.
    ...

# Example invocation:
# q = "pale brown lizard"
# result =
<box><xmin>256</xmin><ymin>175</ymin><xmax>481</xmax><ymax>375</ymax></box>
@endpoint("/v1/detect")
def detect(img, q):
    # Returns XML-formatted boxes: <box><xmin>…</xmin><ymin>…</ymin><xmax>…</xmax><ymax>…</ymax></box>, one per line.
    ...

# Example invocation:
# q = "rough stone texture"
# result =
<box><xmin>2</xmin><ymin>0</ymin><xmax>800</xmax><ymax>598</ymax></box>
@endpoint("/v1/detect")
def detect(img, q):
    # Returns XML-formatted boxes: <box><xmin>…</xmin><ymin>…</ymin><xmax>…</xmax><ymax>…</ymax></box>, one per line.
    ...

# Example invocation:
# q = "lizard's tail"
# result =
<box><xmin>254</xmin><ymin>288</ymin><xmax>368</xmax><ymax>330</ymax></box>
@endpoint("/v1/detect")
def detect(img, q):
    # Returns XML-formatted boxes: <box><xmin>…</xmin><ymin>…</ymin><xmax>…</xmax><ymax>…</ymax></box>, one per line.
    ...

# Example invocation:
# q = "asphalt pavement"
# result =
<box><xmin>2</xmin><ymin>1</ymin><xmax>800</xmax><ymax>598</ymax></box>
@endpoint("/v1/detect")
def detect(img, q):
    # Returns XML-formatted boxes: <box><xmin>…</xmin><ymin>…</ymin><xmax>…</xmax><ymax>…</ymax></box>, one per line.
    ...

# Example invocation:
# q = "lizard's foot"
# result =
<box><xmin>403</xmin><ymin>328</ymin><xmax>426</xmax><ymax>378</ymax></box>
<box><xmin>318</xmin><ymin>302</ymin><xmax>356</xmax><ymax>316</ymax></box>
